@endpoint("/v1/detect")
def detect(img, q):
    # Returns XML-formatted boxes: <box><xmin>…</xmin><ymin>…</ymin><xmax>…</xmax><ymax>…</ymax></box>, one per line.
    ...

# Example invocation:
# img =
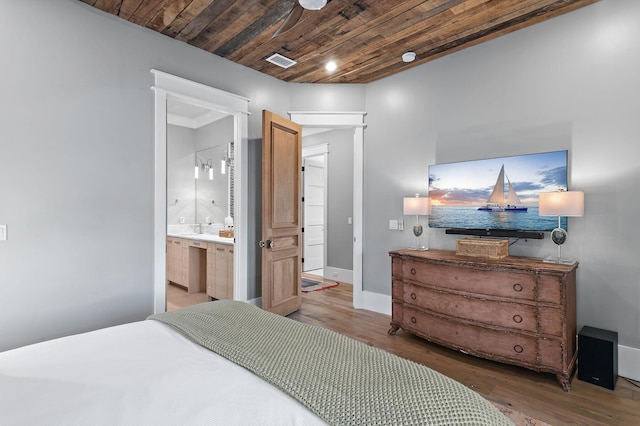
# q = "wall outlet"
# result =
<box><xmin>0</xmin><ymin>225</ymin><xmax>6</xmax><ymax>241</ymax></box>
<box><xmin>398</xmin><ymin>219</ymin><xmax>404</xmax><ymax>231</ymax></box>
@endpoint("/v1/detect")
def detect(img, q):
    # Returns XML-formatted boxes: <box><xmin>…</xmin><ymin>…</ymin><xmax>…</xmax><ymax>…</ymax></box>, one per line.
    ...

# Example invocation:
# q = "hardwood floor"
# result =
<box><xmin>289</xmin><ymin>283</ymin><xmax>640</xmax><ymax>426</ymax></box>
<box><xmin>166</xmin><ymin>283</ymin><xmax>208</xmax><ymax>312</ymax></box>
<box><xmin>167</xmin><ymin>281</ymin><xmax>640</xmax><ymax>425</ymax></box>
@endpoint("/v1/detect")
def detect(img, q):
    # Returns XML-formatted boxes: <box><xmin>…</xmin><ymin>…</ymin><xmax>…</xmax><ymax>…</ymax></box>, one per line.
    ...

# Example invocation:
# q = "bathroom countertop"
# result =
<box><xmin>167</xmin><ymin>233</ymin><xmax>234</xmax><ymax>245</ymax></box>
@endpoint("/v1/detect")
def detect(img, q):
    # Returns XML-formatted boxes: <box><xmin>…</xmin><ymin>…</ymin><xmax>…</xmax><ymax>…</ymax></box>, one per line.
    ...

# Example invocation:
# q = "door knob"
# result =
<box><xmin>258</xmin><ymin>240</ymin><xmax>274</xmax><ymax>249</ymax></box>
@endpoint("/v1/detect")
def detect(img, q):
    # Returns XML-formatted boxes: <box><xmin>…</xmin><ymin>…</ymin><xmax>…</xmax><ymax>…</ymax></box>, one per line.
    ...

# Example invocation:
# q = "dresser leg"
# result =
<box><xmin>557</xmin><ymin>374</ymin><xmax>572</xmax><ymax>392</ymax></box>
<box><xmin>388</xmin><ymin>324</ymin><xmax>400</xmax><ymax>335</ymax></box>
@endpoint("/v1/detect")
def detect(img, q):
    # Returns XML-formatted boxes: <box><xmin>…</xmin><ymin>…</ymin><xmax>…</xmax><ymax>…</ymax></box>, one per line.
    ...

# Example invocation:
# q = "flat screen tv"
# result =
<box><xmin>428</xmin><ymin>150</ymin><xmax>568</xmax><ymax>239</ymax></box>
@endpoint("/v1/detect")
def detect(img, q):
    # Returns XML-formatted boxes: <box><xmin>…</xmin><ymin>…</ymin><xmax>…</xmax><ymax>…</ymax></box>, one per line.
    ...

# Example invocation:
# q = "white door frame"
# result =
<box><xmin>289</xmin><ymin>111</ymin><xmax>366</xmax><ymax>309</ymax></box>
<box><xmin>302</xmin><ymin>144</ymin><xmax>328</xmax><ymax>274</ymax></box>
<box><xmin>152</xmin><ymin>70</ymin><xmax>250</xmax><ymax>313</ymax></box>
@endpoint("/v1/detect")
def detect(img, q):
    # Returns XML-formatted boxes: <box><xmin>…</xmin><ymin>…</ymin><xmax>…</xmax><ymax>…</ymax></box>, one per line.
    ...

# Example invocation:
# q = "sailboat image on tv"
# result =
<box><xmin>477</xmin><ymin>165</ymin><xmax>528</xmax><ymax>212</ymax></box>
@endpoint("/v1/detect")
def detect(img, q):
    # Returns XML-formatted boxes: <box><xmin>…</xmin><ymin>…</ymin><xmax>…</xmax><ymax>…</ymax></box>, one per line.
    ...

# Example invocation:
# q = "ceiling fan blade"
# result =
<box><xmin>272</xmin><ymin>3</ymin><xmax>304</xmax><ymax>38</ymax></box>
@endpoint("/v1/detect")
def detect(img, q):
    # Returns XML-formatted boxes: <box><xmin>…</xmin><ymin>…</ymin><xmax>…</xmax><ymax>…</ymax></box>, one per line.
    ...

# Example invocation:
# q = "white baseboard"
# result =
<box><xmin>323</xmin><ymin>267</ymin><xmax>353</xmax><ymax>284</ymax></box>
<box><xmin>619</xmin><ymin>344</ymin><xmax>640</xmax><ymax>381</ymax></box>
<box><xmin>361</xmin><ymin>291</ymin><xmax>391</xmax><ymax>316</ymax></box>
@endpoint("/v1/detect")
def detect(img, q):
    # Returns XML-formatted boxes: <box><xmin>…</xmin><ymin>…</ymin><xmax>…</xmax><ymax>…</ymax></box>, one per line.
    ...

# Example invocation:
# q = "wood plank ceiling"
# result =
<box><xmin>82</xmin><ymin>0</ymin><xmax>599</xmax><ymax>84</ymax></box>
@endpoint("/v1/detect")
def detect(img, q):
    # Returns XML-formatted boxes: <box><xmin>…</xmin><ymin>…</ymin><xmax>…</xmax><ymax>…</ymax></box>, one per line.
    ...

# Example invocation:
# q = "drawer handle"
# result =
<box><xmin>229</xmin><ymin>250</ymin><xmax>234</xmax><ymax>254</ymax></box>
<box><xmin>513</xmin><ymin>283</ymin><xmax>523</xmax><ymax>292</ymax></box>
<box><xmin>410</xmin><ymin>317</ymin><xmax>417</xmax><ymax>324</ymax></box>
<box><xmin>410</xmin><ymin>293</ymin><xmax>417</xmax><ymax>300</ymax></box>
<box><xmin>192</xmin><ymin>242</ymin><xmax>200</xmax><ymax>246</ymax></box>
<box><xmin>514</xmin><ymin>345</ymin><xmax>524</xmax><ymax>354</ymax></box>
<box><xmin>513</xmin><ymin>315</ymin><xmax>523</xmax><ymax>323</ymax></box>
<box><xmin>410</xmin><ymin>268</ymin><xmax>417</xmax><ymax>275</ymax></box>
<box><xmin>217</xmin><ymin>248</ymin><xmax>225</xmax><ymax>251</ymax></box>
<box><xmin>174</xmin><ymin>241</ymin><xmax>181</xmax><ymax>245</ymax></box>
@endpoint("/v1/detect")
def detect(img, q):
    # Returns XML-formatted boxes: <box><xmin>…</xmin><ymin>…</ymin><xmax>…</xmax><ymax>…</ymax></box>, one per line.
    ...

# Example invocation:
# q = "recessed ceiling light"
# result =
<box><xmin>326</xmin><ymin>61</ymin><xmax>337</xmax><ymax>72</ymax></box>
<box><xmin>402</xmin><ymin>52</ymin><xmax>416</xmax><ymax>63</ymax></box>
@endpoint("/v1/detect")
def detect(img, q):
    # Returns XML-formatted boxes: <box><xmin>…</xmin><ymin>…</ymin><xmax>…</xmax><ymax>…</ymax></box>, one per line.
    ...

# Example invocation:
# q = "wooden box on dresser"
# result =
<box><xmin>389</xmin><ymin>249</ymin><xmax>578</xmax><ymax>391</ymax></box>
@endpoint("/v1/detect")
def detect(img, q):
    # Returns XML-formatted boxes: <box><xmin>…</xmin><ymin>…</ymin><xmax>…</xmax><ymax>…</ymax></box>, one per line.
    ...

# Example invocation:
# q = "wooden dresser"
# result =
<box><xmin>389</xmin><ymin>249</ymin><xmax>578</xmax><ymax>391</ymax></box>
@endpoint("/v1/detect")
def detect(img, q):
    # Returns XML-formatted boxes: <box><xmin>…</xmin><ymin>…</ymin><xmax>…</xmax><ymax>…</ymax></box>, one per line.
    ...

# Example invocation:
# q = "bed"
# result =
<box><xmin>0</xmin><ymin>300</ymin><xmax>512</xmax><ymax>425</ymax></box>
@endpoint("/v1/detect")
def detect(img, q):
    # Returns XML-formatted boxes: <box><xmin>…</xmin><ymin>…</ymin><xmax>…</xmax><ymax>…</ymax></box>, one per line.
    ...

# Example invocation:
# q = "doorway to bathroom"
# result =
<box><xmin>152</xmin><ymin>70</ymin><xmax>250</xmax><ymax>314</ymax></box>
<box><xmin>165</xmin><ymin>98</ymin><xmax>235</xmax><ymax>311</ymax></box>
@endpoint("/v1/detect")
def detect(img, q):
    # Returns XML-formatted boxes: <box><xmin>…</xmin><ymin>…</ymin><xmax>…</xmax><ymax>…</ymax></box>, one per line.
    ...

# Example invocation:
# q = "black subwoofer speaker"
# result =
<box><xmin>578</xmin><ymin>326</ymin><xmax>618</xmax><ymax>390</ymax></box>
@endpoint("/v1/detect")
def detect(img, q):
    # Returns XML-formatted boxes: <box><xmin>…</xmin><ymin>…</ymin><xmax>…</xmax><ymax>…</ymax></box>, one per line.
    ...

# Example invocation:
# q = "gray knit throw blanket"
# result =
<box><xmin>148</xmin><ymin>300</ymin><xmax>512</xmax><ymax>426</ymax></box>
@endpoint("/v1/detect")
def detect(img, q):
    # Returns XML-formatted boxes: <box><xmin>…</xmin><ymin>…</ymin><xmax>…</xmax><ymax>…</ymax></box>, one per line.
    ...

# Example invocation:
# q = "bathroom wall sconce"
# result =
<box><xmin>221</xmin><ymin>146</ymin><xmax>233</xmax><ymax>175</ymax></box>
<box><xmin>403</xmin><ymin>193</ymin><xmax>431</xmax><ymax>250</ymax></box>
<box><xmin>195</xmin><ymin>158</ymin><xmax>214</xmax><ymax>180</ymax></box>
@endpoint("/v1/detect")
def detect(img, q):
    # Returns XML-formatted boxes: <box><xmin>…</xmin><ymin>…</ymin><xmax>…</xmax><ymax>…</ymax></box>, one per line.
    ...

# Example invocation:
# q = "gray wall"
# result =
<box><xmin>0</xmin><ymin>0</ymin><xmax>288</xmax><ymax>352</ymax></box>
<box><xmin>167</xmin><ymin>125</ymin><xmax>197</xmax><ymax>224</ymax></box>
<box><xmin>304</xmin><ymin>130</ymin><xmax>355</xmax><ymax>271</ymax></box>
<box><xmin>364</xmin><ymin>0</ymin><xmax>640</xmax><ymax>348</ymax></box>
<box><xmin>247</xmin><ymin>139</ymin><xmax>263</xmax><ymax>301</ymax></box>
<box><xmin>194</xmin><ymin>115</ymin><xmax>234</xmax><ymax>152</ymax></box>
<box><xmin>290</xmin><ymin>83</ymin><xmax>366</xmax><ymax>111</ymax></box>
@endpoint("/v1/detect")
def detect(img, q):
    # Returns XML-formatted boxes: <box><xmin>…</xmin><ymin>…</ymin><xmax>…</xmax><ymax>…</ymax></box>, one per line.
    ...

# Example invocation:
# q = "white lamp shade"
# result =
<box><xmin>404</xmin><ymin>196</ymin><xmax>431</xmax><ymax>216</ymax></box>
<box><xmin>539</xmin><ymin>191</ymin><xmax>584</xmax><ymax>217</ymax></box>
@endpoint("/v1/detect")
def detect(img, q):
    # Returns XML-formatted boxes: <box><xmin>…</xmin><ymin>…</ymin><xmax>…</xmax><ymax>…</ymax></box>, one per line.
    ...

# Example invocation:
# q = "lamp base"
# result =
<box><xmin>543</xmin><ymin>255</ymin><xmax>577</xmax><ymax>265</ymax></box>
<box><xmin>408</xmin><ymin>245</ymin><xmax>429</xmax><ymax>251</ymax></box>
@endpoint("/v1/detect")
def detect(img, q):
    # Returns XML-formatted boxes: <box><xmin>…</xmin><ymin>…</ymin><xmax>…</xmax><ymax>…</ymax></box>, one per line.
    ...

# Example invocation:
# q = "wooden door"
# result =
<box><xmin>261</xmin><ymin>110</ymin><xmax>302</xmax><ymax>316</ymax></box>
<box><xmin>303</xmin><ymin>158</ymin><xmax>325</xmax><ymax>272</ymax></box>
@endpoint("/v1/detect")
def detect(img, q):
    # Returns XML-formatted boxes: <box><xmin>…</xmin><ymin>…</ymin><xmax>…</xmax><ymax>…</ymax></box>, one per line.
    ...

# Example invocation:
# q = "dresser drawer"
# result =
<box><xmin>403</xmin><ymin>283</ymin><xmax>538</xmax><ymax>333</ymax></box>
<box><xmin>403</xmin><ymin>306</ymin><xmax>538</xmax><ymax>365</ymax></box>
<box><xmin>403</xmin><ymin>259</ymin><xmax>535</xmax><ymax>300</ymax></box>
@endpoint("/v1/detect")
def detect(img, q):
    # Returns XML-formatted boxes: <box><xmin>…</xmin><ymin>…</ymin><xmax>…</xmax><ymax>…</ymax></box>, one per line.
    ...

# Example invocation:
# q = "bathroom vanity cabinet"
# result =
<box><xmin>166</xmin><ymin>236</ymin><xmax>233</xmax><ymax>299</ymax></box>
<box><xmin>206</xmin><ymin>243</ymin><xmax>234</xmax><ymax>300</ymax></box>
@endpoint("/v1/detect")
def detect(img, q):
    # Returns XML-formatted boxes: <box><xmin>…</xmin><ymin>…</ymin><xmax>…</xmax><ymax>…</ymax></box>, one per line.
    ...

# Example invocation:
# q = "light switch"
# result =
<box><xmin>389</xmin><ymin>220</ymin><xmax>398</xmax><ymax>230</ymax></box>
<box><xmin>0</xmin><ymin>225</ymin><xmax>6</xmax><ymax>241</ymax></box>
<box><xmin>398</xmin><ymin>219</ymin><xmax>404</xmax><ymax>231</ymax></box>
<box><xmin>347</xmin><ymin>217</ymin><xmax>352</xmax><ymax>225</ymax></box>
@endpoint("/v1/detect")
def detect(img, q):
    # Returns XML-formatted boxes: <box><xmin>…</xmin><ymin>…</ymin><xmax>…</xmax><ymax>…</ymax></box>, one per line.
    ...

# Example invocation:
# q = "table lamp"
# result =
<box><xmin>539</xmin><ymin>190</ymin><xmax>584</xmax><ymax>264</ymax></box>
<box><xmin>403</xmin><ymin>194</ymin><xmax>431</xmax><ymax>250</ymax></box>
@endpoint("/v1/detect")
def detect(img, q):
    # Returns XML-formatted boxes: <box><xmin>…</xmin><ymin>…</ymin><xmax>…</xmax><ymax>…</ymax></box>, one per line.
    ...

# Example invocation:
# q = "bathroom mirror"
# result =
<box><xmin>166</xmin><ymin>99</ymin><xmax>234</xmax><ymax>228</ymax></box>
<box><xmin>195</xmin><ymin>142</ymin><xmax>233</xmax><ymax>225</ymax></box>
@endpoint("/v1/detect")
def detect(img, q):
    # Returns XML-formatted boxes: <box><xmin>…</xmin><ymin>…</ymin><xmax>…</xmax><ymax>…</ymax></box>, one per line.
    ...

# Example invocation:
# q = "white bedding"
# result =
<box><xmin>0</xmin><ymin>320</ymin><xmax>326</xmax><ymax>426</ymax></box>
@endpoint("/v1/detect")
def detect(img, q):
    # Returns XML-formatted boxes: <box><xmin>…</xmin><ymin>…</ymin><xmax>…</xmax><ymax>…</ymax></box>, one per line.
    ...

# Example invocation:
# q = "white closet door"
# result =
<box><xmin>303</xmin><ymin>158</ymin><xmax>325</xmax><ymax>272</ymax></box>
